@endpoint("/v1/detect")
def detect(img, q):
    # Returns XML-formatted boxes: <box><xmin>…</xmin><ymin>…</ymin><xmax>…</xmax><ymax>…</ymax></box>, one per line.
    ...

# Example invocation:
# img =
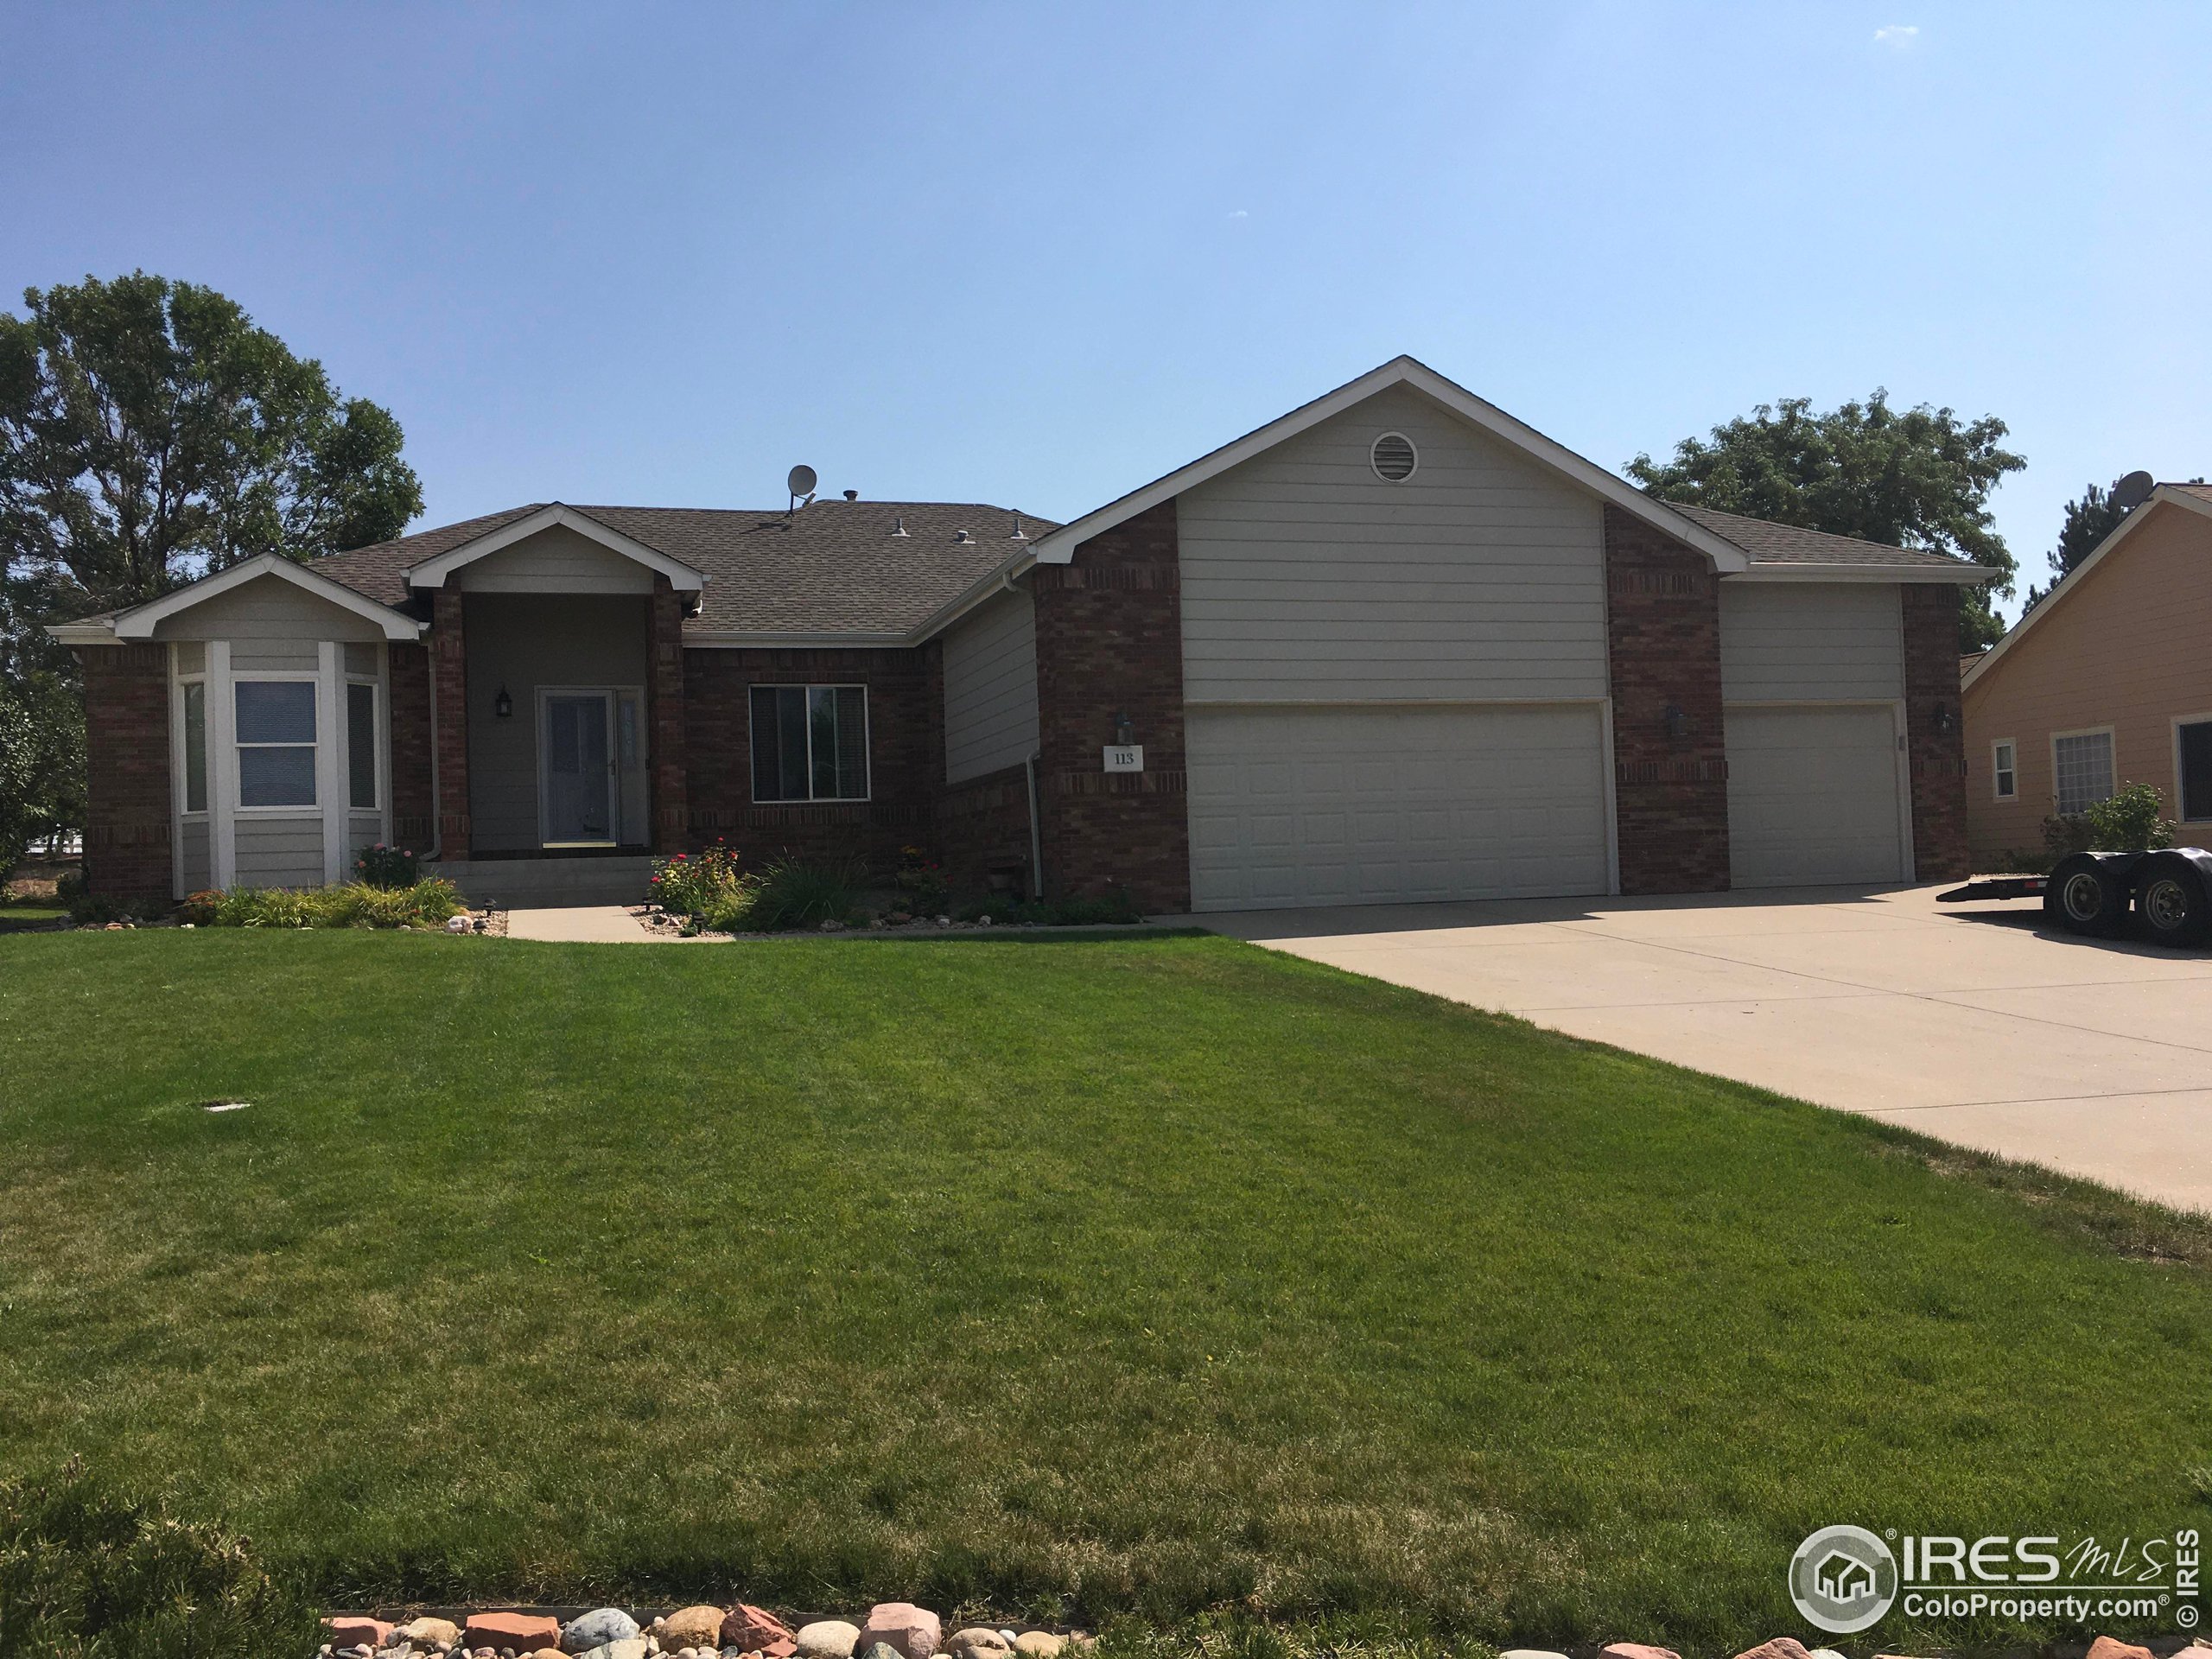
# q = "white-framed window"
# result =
<box><xmin>346</xmin><ymin>679</ymin><xmax>379</xmax><ymax>810</ymax></box>
<box><xmin>749</xmin><ymin>683</ymin><xmax>869</xmax><ymax>803</ymax></box>
<box><xmin>2177</xmin><ymin>716</ymin><xmax>2212</xmax><ymax>823</ymax></box>
<box><xmin>2051</xmin><ymin>728</ymin><xmax>2114</xmax><ymax>817</ymax></box>
<box><xmin>1991</xmin><ymin>739</ymin><xmax>2017</xmax><ymax>802</ymax></box>
<box><xmin>234</xmin><ymin>677</ymin><xmax>318</xmax><ymax>809</ymax></box>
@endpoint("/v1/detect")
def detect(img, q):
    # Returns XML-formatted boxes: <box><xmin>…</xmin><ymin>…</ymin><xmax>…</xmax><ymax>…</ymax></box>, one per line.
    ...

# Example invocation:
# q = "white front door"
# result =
<box><xmin>1724</xmin><ymin>704</ymin><xmax>1908</xmax><ymax>887</ymax></box>
<box><xmin>1185</xmin><ymin>703</ymin><xmax>1611</xmax><ymax>912</ymax></box>
<box><xmin>541</xmin><ymin>690</ymin><xmax>616</xmax><ymax>845</ymax></box>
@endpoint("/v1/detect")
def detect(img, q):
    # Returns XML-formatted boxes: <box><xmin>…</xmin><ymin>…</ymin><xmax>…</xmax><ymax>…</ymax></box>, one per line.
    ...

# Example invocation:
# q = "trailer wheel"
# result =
<box><xmin>2044</xmin><ymin>854</ymin><xmax>2130</xmax><ymax>937</ymax></box>
<box><xmin>2136</xmin><ymin>853</ymin><xmax>2212</xmax><ymax>947</ymax></box>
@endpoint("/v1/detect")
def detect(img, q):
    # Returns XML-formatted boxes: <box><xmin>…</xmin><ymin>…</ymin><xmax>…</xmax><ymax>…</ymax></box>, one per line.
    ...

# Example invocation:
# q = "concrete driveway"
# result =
<box><xmin>1198</xmin><ymin>883</ymin><xmax>2212</xmax><ymax>1214</ymax></box>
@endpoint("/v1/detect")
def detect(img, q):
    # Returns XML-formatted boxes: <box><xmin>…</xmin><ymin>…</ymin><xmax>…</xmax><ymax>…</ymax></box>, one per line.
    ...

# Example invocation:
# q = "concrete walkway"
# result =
<box><xmin>505</xmin><ymin>905</ymin><xmax>664</xmax><ymax>943</ymax></box>
<box><xmin>1198</xmin><ymin>883</ymin><xmax>2212</xmax><ymax>1214</ymax></box>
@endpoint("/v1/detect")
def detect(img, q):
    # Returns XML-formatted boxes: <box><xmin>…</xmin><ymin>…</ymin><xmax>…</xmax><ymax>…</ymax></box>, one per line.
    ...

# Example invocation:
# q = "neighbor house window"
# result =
<box><xmin>750</xmin><ymin>684</ymin><xmax>868</xmax><ymax>802</ymax></box>
<box><xmin>235</xmin><ymin>679</ymin><xmax>317</xmax><ymax>808</ymax></box>
<box><xmin>181</xmin><ymin>680</ymin><xmax>208</xmax><ymax>814</ymax></box>
<box><xmin>346</xmin><ymin>681</ymin><xmax>378</xmax><ymax>810</ymax></box>
<box><xmin>2180</xmin><ymin>720</ymin><xmax>2212</xmax><ymax>822</ymax></box>
<box><xmin>1991</xmin><ymin>739</ymin><xmax>2017</xmax><ymax>801</ymax></box>
<box><xmin>2052</xmin><ymin>729</ymin><xmax>2113</xmax><ymax>817</ymax></box>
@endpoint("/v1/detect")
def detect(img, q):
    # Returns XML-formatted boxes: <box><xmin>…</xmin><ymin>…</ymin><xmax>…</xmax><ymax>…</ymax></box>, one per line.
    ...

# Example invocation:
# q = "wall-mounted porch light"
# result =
<box><xmin>1113</xmin><ymin>710</ymin><xmax>1135</xmax><ymax>746</ymax></box>
<box><xmin>1932</xmin><ymin>702</ymin><xmax>1955</xmax><ymax>734</ymax></box>
<box><xmin>1662</xmin><ymin>703</ymin><xmax>1690</xmax><ymax>740</ymax></box>
<box><xmin>494</xmin><ymin>685</ymin><xmax>514</xmax><ymax>719</ymax></box>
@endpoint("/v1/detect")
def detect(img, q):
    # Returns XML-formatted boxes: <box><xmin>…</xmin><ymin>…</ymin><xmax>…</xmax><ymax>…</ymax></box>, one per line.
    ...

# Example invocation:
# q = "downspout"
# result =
<box><xmin>1024</xmin><ymin>751</ymin><xmax>1044</xmax><ymax>899</ymax></box>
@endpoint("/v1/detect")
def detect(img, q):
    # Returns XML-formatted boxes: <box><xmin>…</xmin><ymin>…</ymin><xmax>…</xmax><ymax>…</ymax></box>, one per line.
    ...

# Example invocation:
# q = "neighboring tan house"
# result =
<box><xmin>52</xmin><ymin>356</ymin><xmax>1987</xmax><ymax>913</ymax></box>
<box><xmin>1962</xmin><ymin>484</ymin><xmax>2212</xmax><ymax>865</ymax></box>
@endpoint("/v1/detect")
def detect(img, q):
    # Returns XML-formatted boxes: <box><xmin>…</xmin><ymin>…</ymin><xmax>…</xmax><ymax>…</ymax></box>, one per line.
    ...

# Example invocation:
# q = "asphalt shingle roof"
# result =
<box><xmin>1668</xmin><ymin>503</ymin><xmax>1986</xmax><ymax>572</ymax></box>
<box><xmin>313</xmin><ymin>500</ymin><xmax>1057</xmax><ymax>637</ymax></box>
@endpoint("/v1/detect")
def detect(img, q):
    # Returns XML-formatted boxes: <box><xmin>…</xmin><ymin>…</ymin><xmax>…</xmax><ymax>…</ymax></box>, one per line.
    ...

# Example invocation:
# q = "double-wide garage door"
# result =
<box><xmin>1724</xmin><ymin>704</ymin><xmax>1907</xmax><ymax>887</ymax></box>
<box><xmin>1185</xmin><ymin>704</ymin><xmax>1610</xmax><ymax>912</ymax></box>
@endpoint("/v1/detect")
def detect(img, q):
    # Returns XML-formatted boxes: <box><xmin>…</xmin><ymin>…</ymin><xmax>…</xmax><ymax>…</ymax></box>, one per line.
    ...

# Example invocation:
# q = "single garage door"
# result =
<box><xmin>1185</xmin><ymin>703</ymin><xmax>1610</xmax><ymax>912</ymax></box>
<box><xmin>1725</xmin><ymin>704</ymin><xmax>1906</xmax><ymax>887</ymax></box>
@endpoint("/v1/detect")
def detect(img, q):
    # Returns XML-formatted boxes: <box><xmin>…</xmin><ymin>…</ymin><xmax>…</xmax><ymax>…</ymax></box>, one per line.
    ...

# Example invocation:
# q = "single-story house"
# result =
<box><xmin>54</xmin><ymin>356</ymin><xmax>1988</xmax><ymax>913</ymax></box>
<box><xmin>1962</xmin><ymin>482</ymin><xmax>2212</xmax><ymax>864</ymax></box>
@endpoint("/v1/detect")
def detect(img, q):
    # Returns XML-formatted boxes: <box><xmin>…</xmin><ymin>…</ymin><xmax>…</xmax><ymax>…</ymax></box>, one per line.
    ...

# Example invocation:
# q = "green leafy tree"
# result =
<box><xmin>0</xmin><ymin>272</ymin><xmax>423</xmax><ymax>857</ymax></box>
<box><xmin>1628</xmin><ymin>391</ymin><xmax>2025</xmax><ymax>650</ymax></box>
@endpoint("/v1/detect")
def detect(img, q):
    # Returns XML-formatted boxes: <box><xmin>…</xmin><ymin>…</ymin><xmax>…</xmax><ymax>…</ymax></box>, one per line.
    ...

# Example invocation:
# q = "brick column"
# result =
<box><xmin>1605</xmin><ymin>506</ymin><xmax>1731</xmax><ymax>894</ymax></box>
<box><xmin>78</xmin><ymin>643</ymin><xmax>174</xmax><ymax>900</ymax></box>
<box><xmin>1902</xmin><ymin>584</ymin><xmax>1970</xmax><ymax>880</ymax></box>
<box><xmin>431</xmin><ymin>589</ymin><xmax>470</xmax><ymax>859</ymax></box>
<box><xmin>1032</xmin><ymin>499</ymin><xmax>1190</xmax><ymax>913</ymax></box>
<box><xmin>386</xmin><ymin>642</ymin><xmax>434</xmax><ymax>852</ymax></box>
<box><xmin>648</xmin><ymin>575</ymin><xmax>689</xmax><ymax>853</ymax></box>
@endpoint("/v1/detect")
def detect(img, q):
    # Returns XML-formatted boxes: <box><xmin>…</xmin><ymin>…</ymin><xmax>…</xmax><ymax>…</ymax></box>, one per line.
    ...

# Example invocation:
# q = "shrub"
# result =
<box><xmin>0</xmin><ymin>1458</ymin><xmax>322</xmax><ymax>1657</ymax></box>
<box><xmin>182</xmin><ymin>880</ymin><xmax>464</xmax><ymax>930</ymax></box>
<box><xmin>59</xmin><ymin>870</ymin><xmax>166</xmax><ymax>925</ymax></box>
<box><xmin>353</xmin><ymin>842</ymin><xmax>421</xmax><ymax>889</ymax></box>
<box><xmin>648</xmin><ymin>842</ymin><xmax>759</xmax><ymax>931</ymax></box>
<box><xmin>745</xmin><ymin>855</ymin><xmax>864</xmax><ymax>931</ymax></box>
<box><xmin>893</xmin><ymin>844</ymin><xmax>950</xmax><ymax>911</ymax></box>
<box><xmin>2044</xmin><ymin>781</ymin><xmax>2175</xmax><ymax>861</ymax></box>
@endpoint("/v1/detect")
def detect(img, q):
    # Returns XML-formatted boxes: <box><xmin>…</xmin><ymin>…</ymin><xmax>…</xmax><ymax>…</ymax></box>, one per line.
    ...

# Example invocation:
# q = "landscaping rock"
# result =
<box><xmin>1732</xmin><ymin>1642</ymin><xmax>1814</xmax><ymax>1659</ymax></box>
<box><xmin>796</xmin><ymin>1620</ymin><xmax>862</xmax><ymax>1658</ymax></box>
<box><xmin>859</xmin><ymin>1643</ymin><xmax>906</xmax><ymax>1659</ymax></box>
<box><xmin>1604</xmin><ymin>1646</ymin><xmax>1680</xmax><ymax>1659</ymax></box>
<box><xmin>1807</xmin><ymin>1650</ymin><xmax>1847</xmax><ymax>1659</ymax></box>
<box><xmin>577</xmin><ymin>1643</ymin><xmax>646</xmax><ymax>1659</ymax></box>
<box><xmin>1499</xmin><ymin>1651</ymin><xmax>1570</xmax><ymax>1659</ymax></box>
<box><xmin>663</xmin><ymin>1609</ymin><xmax>728</xmax><ymax>1650</ymax></box>
<box><xmin>721</xmin><ymin>1604</ymin><xmax>798</xmax><ymax>1654</ymax></box>
<box><xmin>528</xmin><ymin>1649</ymin><xmax>568</xmax><ymax>1659</ymax></box>
<box><xmin>402</xmin><ymin>1617</ymin><xmax>463</xmax><ymax>1648</ymax></box>
<box><xmin>2086</xmin><ymin>1643</ymin><xmax>2154</xmax><ymax>1659</ymax></box>
<box><xmin>328</xmin><ymin>1618</ymin><xmax>397</xmax><ymax>1649</ymax></box>
<box><xmin>949</xmin><ymin>1630</ymin><xmax>1009</xmax><ymax>1659</ymax></box>
<box><xmin>859</xmin><ymin>1606</ymin><xmax>941</xmax><ymax>1659</ymax></box>
<box><xmin>1013</xmin><ymin>1637</ymin><xmax>1063</xmax><ymax>1658</ymax></box>
<box><xmin>565</xmin><ymin>1611</ymin><xmax>643</xmax><ymax>1653</ymax></box>
<box><xmin>466</xmin><ymin>1614</ymin><xmax>563</xmax><ymax>1651</ymax></box>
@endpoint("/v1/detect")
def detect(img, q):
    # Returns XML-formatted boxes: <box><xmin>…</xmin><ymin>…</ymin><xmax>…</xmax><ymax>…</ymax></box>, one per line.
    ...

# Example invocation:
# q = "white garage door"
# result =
<box><xmin>1725</xmin><ymin>704</ymin><xmax>1907</xmax><ymax>887</ymax></box>
<box><xmin>1185</xmin><ymin>704</ymin><xmax>1610</xmax><ymax>912</ymax></box>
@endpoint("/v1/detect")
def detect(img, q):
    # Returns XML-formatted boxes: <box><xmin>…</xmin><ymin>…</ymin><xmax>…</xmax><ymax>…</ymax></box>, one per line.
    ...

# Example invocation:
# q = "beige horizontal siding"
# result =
<box><xmin>151</xmin><ymin>572</ymin><xmax>387</xmax><ymax>643</ymax></box>
<box><xmin>1177</xmin><ymin>384</ymin><xmax>1606</xmax><ymax>702</ymax></box>
<box><xmin>234</xmin><ymin>816</ymin><xmax>324</xmax><ymax>888</ymax></box>
<box><xmin>1719</xmin><ymin>582</ymin><xmax>1903</xmax><ymax>702</ymax></box>
<box><xmin>179</xmin><ymin>818</ymin><xmax>211</xmax><ymax>895</ymax></box>
<box><xmin>1963</xmin><ymin>497</ymin><xmax>2212</xmax><ymax>862</ymax></box>
<box><xmin>450</xmin><ymin>525</ymin><xmax>657</xmax><ymax>593</ymax></box>
<box><xmin>942</xmin><ymin>586</ymin><xmax>1039</xmax><ymax>784</ymax></box>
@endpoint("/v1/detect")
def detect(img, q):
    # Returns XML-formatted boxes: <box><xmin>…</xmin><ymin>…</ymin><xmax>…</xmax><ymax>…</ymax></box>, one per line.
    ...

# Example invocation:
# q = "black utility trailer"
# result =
<box><xmin>1939</xmin><ymin>847</ymin><xmax>2212</xmax><ymax>945</ymax></box>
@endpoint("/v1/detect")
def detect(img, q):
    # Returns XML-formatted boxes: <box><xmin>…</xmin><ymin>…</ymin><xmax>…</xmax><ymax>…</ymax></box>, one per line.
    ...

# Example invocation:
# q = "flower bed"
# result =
<box><xmin>181</xmin><ymin>879</ymin><xmax>467</xmax><ymax>930</ymax></box>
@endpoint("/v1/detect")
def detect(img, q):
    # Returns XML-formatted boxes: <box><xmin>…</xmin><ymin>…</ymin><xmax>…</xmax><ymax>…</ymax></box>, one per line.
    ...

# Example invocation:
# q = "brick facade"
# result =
<box><xmin>78</xmin><ymin>643</ymin><xmax>173</xmax><ymax>900</ymax></box>
<box><xmin>682</xmin><ymin>643</ymin><xmax>939</xmax><ymax>870</ymax></box>
<box><xmin>1902</xmin><ymin>583</ymin><xmax>1970</xmax><ymax>880</ymax></box>
<box><xmin>938</xmin><ymin>760</ymin><xmax>1036</xmax><ymax>898</ymax></box>
<box><xmin>1605</xmin><ymin>505</ymin><xmax>1731</xmax><ymax>894</ymax></box>
<box><xmin>1030</xmin><ymin>499</ymin><xmax>1190</xmax><ymax>913</ymax></box>
<box><xmin>648</xmin><ymin>576</ymin><xmax>689</xmax><ymax>854</ymax></box>
<box><xmin>386</xmin><ymin>642</ymin><xmax>434</xmax><ymax>852</ymax></box>
<box><xmin>430</xmin><ymin>590</ymin><xmax>471</xmax><ymax>859</ymax></box>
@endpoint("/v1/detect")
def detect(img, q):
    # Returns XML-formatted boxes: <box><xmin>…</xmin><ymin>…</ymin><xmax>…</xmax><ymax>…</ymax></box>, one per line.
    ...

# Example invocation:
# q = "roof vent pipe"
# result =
<box><xmin>843</xmin><ymin>489</ymin><xmax>858</xmax><ymax>501</ymax></box>
<box><xmin>891</xmin><ymin>516</ymin><xmax>909</xmax><ymax>537</ymax></box>
<box><xmin>1008</xmin><ymin>515</ymin><xmax>1027</xmax><ymax>541</ymax></box>
<box><xmin>954</xmin><ymin>528</ymin><xmax>973</xmax><ymax>543</ymax></box>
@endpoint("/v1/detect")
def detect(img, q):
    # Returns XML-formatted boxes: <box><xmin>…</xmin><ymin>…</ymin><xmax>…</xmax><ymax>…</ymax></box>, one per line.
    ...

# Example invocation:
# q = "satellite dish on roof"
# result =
<box><xmin>786</xmin><ymin>464</ymin><xmax>818</xmax><ymax>514</ymax></box>
<box><xmin>2112</xmin><ymin>470</ymin><xmax>2154</xmax><ymax>512</ymax></box>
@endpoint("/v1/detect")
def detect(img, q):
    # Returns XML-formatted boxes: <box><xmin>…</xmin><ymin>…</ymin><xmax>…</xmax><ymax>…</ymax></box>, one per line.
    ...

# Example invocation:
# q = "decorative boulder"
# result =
<box><xmin>950</xmin><ymin>1630</ymin><xmax>1010</xmax><ymax>1659</ymax></box>
<box><xmin>579</xmin><ymin>1641</ymin><xmax>648</xmax><ymax>1659</ymax></box>
<box><xmin>401</xmin><ymin>1617</ymin><xmax>464</xmax><ymax>1648</ymax></box>
<box><xmin>564</xmin><ymin>1610</ymin><xmax>643</xmax><ymax>1653</ymax></box>
<box><xmin>327</xmin><ymin>1617</ymin><xmax>397</xmax><ymax>1649</ymax></box>
<box><xmin>2086</xmin><ymin>1643</ymin><xmax>2154</xmax><ymax>1659</ymax></box>
<box><xmin>860</xmin><ymin>1643</ymin><xmax>908</xmax><ymax>1659</ymax></box>
<box><xmin>723</xmin><ymin>1604</ymin><xmax>799</xmax><ymax>1656</ymax></box>
<box><xmin>1604</xmin><ymin>1646</ymin><xmax>1681</xmax><ymax>1659</ymax></box>
<box><xmin>663</xmin><ymin>1607</ymin><xmax>729</xmax><ymax>1650</ymax></box>
<box><xmin>1014</xmin><ymin>1637</ymin><xmax>1064</xmax><ymax>1658</ymax></box>
<box><xmin>1732</xmin><ymin>1641</ymin><xmax>1814</xmax><ymax>1659</ymax></box>
<box><xmin>466</xmin><ymin>1611</ymin><xmax>563</xmax><ymax>1650</ymax></box>
<box><xmin>797</xmin><ymin>1620</ymin><xmax>862</xmax><ymax>1659</ymax></box>
<box><xmin>859</xmin><ymin>1606</ymin><xmax>941</xmax><ymax>1659</ymax></box>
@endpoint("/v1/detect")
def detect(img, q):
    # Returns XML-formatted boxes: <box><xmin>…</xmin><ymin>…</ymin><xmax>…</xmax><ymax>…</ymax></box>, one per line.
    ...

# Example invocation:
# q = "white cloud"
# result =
<box><xmin>1227</xmin><ymin>208</ymin><xmax>1249</xmax><ymax>219</ymax></box>
<box><xmin>1872</xmin><ymin>23</ymin><xmax>1919</xmax><ymax>48</ymax></box>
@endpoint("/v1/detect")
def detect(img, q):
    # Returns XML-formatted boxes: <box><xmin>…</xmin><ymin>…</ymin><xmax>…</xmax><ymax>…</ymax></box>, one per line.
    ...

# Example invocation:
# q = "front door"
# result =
<box><xmin>541</xmin><ymin>691</ymin><xmax>615</xmax><ymax>845</ymax></box>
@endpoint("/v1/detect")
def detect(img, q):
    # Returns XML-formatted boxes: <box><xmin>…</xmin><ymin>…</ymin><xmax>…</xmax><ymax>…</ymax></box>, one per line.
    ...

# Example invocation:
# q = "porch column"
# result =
<box><xmin>432</xmin><ymin>588</ymin><xmax>471</xmax><ymax>860</ymax></box>
<box><xmin>648</xmin><ymin>575</ymin><xmax>689</xmax><ymax>853</ymax></box>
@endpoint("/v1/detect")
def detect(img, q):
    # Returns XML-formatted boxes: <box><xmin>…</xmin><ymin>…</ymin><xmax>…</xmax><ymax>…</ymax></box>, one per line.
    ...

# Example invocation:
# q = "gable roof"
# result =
<box><xmin>1026</xmin><ymin>355</ymin><xmax>1757</xmax><ymax>574</ymax></box>
<box><xmin>1961</xmin><ymin>484</ymin><xmax>2212</xmax><ymax>690</ymax></box>
<box><xmin>315</xmin><ymin>499</ymin><xmax>1054</xmax><ymax>640</ymax></box>
<box><xmin>1670</xmin><ymin>504</ymin><xmax>1995</xmax><ymax>582</ymax></box>
<box><xmin>401</xmin><ymin>503</ymin><xmax>708</xmax><ymax>591</ymax></box>
<box><xmin>48</xmin><ymin>552</ymin><xmax>423</xmax><ymax>645</ymax></box>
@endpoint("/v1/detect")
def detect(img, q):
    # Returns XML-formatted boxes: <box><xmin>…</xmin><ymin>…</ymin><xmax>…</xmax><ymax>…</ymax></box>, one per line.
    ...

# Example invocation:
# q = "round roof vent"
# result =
<box><xmin>1370</xmin><ymin>431</ymin><xmax>1418</xmax><ymax>482</ymax></box>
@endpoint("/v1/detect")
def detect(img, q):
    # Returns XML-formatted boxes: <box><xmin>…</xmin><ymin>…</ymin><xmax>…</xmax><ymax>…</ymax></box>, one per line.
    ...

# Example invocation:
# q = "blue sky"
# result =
<box><xmin>5</xmin><ymin>3</ymin><xmax>2208</xmax><ymax>620</ymax></box>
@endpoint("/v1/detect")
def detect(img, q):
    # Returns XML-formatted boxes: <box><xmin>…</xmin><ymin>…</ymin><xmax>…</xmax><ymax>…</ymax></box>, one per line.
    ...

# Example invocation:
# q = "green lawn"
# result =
<box><xmin>0</xmin><ymin>931</ymin><xmax>2206</xmax><ymax>1653</ymax></box>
